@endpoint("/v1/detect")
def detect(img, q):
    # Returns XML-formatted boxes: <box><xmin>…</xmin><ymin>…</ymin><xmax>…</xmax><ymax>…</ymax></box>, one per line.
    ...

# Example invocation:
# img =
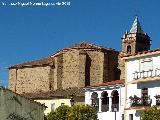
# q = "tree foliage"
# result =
<box><xmin>141</xmin><ymin>106</ymin><xmax>160</xmax><ymax>120</ymax></box>
<box><xmin>68</xmin><ymin>105</ymin><xmax>97</xmax><ymax>120</ymax></box>
<box><xmin>46</xmin><ymin>105</ymin><xmax>97</xmax><ymax>120</ymax></box>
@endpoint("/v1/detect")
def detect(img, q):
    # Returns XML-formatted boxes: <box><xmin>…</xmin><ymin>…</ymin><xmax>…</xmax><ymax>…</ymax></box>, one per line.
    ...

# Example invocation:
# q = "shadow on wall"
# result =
<box><xmin>137</xmin><ymin>81</ymin><xmax>160</xmax><ymax>89</ymax></box>
<box><xmin>85</xmin><ymin>54</ymin><xmax>91</xmax><ymax>86</ymax></box>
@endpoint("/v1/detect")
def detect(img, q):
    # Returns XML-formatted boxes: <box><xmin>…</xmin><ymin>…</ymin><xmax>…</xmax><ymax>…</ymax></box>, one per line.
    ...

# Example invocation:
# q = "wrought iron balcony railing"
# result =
<box><xmin>129</xmin><ymin>96</ymin><xmax>152</xmax><ymax>107</ymax></box>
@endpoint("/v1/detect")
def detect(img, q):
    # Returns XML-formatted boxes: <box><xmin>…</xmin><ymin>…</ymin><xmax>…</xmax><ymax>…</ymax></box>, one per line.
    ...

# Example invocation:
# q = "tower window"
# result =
<box><xmin>127</xmin><ymin>45</ymin><xmax>131</xmax><ymax>54</ymax></box>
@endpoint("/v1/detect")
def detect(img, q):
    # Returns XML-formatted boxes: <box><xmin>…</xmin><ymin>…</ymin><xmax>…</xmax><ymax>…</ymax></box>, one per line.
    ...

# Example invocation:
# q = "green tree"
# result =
<box><xmin>55</xmin><ymin>105</ymin><xmax>70</xmax><ymax>120</ymax></box>
<box><xmin>68</xmin><ymin>105</ymin><xmax>97</xmax><ymax>120</ymax></box>
<box><xmin>46</xmin><ymin>104</ymin><xmax>97</xmax><ymax>120</ymax></box>
<box><xmin>46</xmin><ymin>105</ymin><xmax>70</xmax><ymax>120</ymax></box>
<box><xmin>141</xmin><ymin>106</ymin><xmax>160</xmax><ymax>120</ymax></box>
<box><xmin>45</xmin><ymin>112</ymin><xmax>56</xmax><ymax>120</ymax></box>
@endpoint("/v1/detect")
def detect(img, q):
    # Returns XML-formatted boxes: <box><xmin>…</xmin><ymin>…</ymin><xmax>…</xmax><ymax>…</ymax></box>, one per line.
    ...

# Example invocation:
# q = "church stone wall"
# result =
<box><xmin>9</xmin><ymin>48</ymin><xmax>119</xmax><ymax>95</ymax></box>
<box><xmin>9</xmin><ymin>69</ymin><xmax>17</xmax><ymax>92</ymax></box>
<box><xmin>108</xmin><ymin>52</ymin><xmax>119</xmax><ymax>81</ymax></box>
<box><xmin>9</xmin><ymin>66</ymin><xmax>51</xmax><ymax>94</ymax></box>
<box><xmin>62</xmin><ymin>50</ymin><xmax>80</xmax><ymax>89</ymax></box>
<box><xmin>87</xmin><ymin>51</ymin><xmax>104</xmax><ymax>85</ymax></box>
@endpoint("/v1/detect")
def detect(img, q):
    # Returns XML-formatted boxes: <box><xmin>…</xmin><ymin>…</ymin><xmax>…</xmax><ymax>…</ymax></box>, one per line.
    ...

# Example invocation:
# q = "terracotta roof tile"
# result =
<box><xmin>9</xmin><ymin>57</ymin><xmax>55</xmax><ymax>69</ymax></box>
<box><xmin>87</xmin><ymin>80</ymin><xmax>125</xmax><ymax>87</ymax></box>
<box><xmin>120</xmin><ymin>48</ymin><xmax>160</xmax><ymax>59</ymax></box>
<box><xmin>22</xmin><ymin>87</ymin><xmax>85</xmax><ymax>99</ymax></box>
<box><xmin>9</xmin><ymin>42</ymin><xmax>118</xmax><ymax>69</ymax></box>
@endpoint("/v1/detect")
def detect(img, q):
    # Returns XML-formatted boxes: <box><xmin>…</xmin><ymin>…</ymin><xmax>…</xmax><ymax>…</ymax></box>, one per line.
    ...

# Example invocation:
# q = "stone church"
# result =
<box><xmin>8</xmin><ymin>17</ymin><xmax>151</xmax><ymax>100</ymax></box>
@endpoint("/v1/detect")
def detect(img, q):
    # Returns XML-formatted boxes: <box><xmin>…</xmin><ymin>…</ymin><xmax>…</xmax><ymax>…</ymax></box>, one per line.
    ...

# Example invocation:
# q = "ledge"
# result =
<box><xmin>125</xmin><ymin>106</ymin><xmax>150</xmax><ymax>110</ymax></box>
<box><xmin>127</xmin><ymin>76</ymin><xmax>160</xmax><ymax>84</ymax></box>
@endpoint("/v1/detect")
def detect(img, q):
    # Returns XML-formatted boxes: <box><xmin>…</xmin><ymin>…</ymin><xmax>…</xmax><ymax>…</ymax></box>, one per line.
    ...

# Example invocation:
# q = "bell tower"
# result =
<box><xmin>119</xmin><ymin>16</ymin><xmax>151</xmax><ymax>80</ymax></box>
<box><xmin>122</xmin><ymin>16</ymin><xmax>151</xmax><ymax>54</ymax></box>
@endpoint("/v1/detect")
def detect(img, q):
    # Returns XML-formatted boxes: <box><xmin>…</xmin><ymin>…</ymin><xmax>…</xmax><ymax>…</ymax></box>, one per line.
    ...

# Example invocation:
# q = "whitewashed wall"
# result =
<box><xmin>85</xmin><ymin>85</ymin><xmax>125</xmax><ymax>120</ymax></box>
<box><xmin>126</xmin><ymin>53</ymin><xmax>160</xmax><ymax>120</ymax></box>
<box><xmin>126</xmin><ymin>54</ymin><xmax>160</xmax><ymax>82</ymax></box>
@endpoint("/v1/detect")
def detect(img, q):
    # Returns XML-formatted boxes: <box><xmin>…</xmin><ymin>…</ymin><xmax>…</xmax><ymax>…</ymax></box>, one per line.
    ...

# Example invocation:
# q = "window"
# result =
<box><xmin>111</xmin><ymin>90</ymin><xmax>119</xmax><ymax>112</ymax></box>
<box><xmin>141</xmin><ymin>88</ymin><xmax>148</xmax><ymax>98</ymax></box>
<box><xmin>127</xmin><ymin>45</ymin><xmax>131</xmax><ymax>54</ymax></box>
<box><xmin>101</xmin><ymin>91</ymin><xmax>109</xmax><ymax>112</ymax></box>
<box><xmin>140</xmin><ymin>58</ymin><xmax>152</xmax><ymax>72</ymax></box>
<box><xmin>129</xmin><ymin>114</ymin><xmax>133</xmax><ymax>120</ymax></box>
<box><xmin>91</xmin><ymin>92</ymin><xmax>99</xmax><ymax>112</ymax></box>
<box><xmin>51</xmin><ymin>103</ymin><xmax>55</xmax><ymax>112</ymax></box>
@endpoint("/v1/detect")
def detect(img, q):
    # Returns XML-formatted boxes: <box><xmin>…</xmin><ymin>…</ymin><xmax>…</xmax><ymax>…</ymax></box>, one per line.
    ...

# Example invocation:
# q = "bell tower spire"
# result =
<box><xmin>121</xmin><ymin>16</ymin><xmax>151</xmax><ymax>54</ymax></box>
<box><xmin>130</xmin><ymin>16</ymin><xmax>143</xmax><ymax>33</ymax></box>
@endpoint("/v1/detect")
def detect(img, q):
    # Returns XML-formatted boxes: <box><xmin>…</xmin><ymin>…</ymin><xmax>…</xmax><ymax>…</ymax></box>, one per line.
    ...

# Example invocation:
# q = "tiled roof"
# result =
<box><xmin>9</xmin><ymin>57</ymin><xmax>55</xmax><ymax>69</ymax></box>
<box><xmin>51</xmin><ymin>42</ymin><xmax>117</xmax><ymax>57</ymax></box>
<box><xmin>22</xmin><ymin>87</ymin><xmax>85</xmax><ymax>99</ymax></box>
<box><xmin>70</xmin><ymin>42</ymin><xmax>112</xmax><ymax>50</ymax></box>
<box><xmin>9</xmin><ymin>42</ymin><xmax>118</xmax><ymax>69</ymax></box>
<box><xmin>120</xmin><ymin>48</ymin><xmax>160</xmax><ymax>59</ymax></box>
<box><xmin>86</xmin><ymin>79</ymin><xmax>125</xmax><ymax>88</ymax></box>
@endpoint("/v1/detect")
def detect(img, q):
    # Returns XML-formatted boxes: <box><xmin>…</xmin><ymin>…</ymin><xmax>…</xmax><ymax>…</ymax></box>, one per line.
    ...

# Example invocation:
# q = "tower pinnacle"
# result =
<box><xmin>130</xmin><ymin>16</ymin><xmax>143</xmax><ymax>34</ymax></box>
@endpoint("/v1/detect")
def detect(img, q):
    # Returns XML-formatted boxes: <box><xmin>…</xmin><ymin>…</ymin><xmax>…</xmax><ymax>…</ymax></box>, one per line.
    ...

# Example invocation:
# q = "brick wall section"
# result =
<box><xmin>87</xmin><ymin>51</ymin><xmax>104</xmax><ymax>86</ymax></box>
<box><xmin>62</xmin><ymin>50</ymin><xmax>79</xmax><ymax>89</ymax></box>
<box><xmin>118</xmin><ymin>56</ymin><xmax>125</xmax><ymax>80</ymax></box>
<box><xmin>55</xmin><ymin>54</ymin><xmax>63</xmax><ymax>89</ymax></box>
<box><xmin>10</xmin><ymin>66</ymin><xmax>51</xmax><ymax>94</ymax></box>
<box><xmin>9</xmin><ymin>69</ymin><xmax>17</xmax><ymax>92</ymax></box>
<box><xmin>79</xmin><ymin>50</ymin><xmax>87</xmax><ymax>87</ymax></box>
<box><xmin>103</xmin><ymin>53</ymin><xmax>109</xmax><ymax>82</ymax></box>
<box><xmin>108</xmin><ymin>52</ymin><xmax>119</xmax><ymax>81</ymax></box>
<box><xmin>49</xmin><ymin>66</ymin><xmax>55</xmax><ymax>91</ymax></box>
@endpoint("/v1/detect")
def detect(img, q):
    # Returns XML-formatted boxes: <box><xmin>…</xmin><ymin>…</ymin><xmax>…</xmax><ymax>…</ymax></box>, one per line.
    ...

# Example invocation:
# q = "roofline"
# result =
<box><xmin>121</xmin><ymin>49</ymin><xmax>160</xmax><ymax>60</ymax></box>
<box><xmin>85</xmin><ymin>80</ymin><xmax>125</xmax><ymax>88</ymax></box>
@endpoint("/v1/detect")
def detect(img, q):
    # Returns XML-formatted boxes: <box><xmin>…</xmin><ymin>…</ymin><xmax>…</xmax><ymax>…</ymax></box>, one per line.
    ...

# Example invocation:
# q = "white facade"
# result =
<box><xmin>125</xmin><ymin>52</ymin><xmax>160</xmax><ymax>120</ymax></box>
<box><xmin>85</xmin><ymin>51</ymin><xmax>160</xmax><ymax>120</ymax></box>
<box><xmin>85</xmin><ymin>83</ymin><xmax>125</xmax><ymax>120</ymax></box>
<box><xmin>35</xmin><ymin>98</ymin><xmax>72</xmax><ymax>115</ymax></box>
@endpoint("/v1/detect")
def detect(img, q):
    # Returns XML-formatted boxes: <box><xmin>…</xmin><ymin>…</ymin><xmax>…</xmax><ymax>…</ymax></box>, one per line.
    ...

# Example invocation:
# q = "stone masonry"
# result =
<box><xmin>9</xmin><ymin>42</ymin><xmax>119</xmax><ymax>95</ymax></box>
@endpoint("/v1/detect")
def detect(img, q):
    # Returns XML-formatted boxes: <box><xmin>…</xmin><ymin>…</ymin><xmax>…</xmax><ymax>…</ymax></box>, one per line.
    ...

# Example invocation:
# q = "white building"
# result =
<box><xmin>23</xmin><ymin>87</ymin><xmax>84</xmax><ymax>115</ymax></box>
<box><xmin>124</xmin><ymin>50</ymin><xmax>160</xmax><ymax>120</ymax></box>
<box><xmin>85</xmin><ymin>80</ymin><xmax>125</xmax><ymax>120</ymax></box>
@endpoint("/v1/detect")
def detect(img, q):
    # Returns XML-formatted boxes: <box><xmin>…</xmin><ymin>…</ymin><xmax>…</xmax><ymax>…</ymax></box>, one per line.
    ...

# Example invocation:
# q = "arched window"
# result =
<box><xmin>127</xmin><ymin>45</ymin><xmax>131</xmax><ymax>54</ymax></box>
<box><xmin>101</xmin><ymin>91</ymin><xmax>109</xmax><ymax>112</ymax></box>
<box><xmin>91</xmin><ymin>92</ymin><xmax>99</xmax><ymax>111</ymax></box>
<box><xmin>111</xmin><ymin>90</ymin><xmax>119</xmax><ymax>112</ymax></box>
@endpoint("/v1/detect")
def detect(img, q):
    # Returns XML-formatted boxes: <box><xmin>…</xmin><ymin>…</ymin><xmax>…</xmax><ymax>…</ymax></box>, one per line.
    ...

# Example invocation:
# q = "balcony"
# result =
<box><xmin>131</xmin><ymin>69</ymin><xmax>160</xmax><ymax>84</ymax></box>
<box><xmin>129</xmin><ymin>95</ymin><xmax>152</xmax><ymax>109</ymax></box>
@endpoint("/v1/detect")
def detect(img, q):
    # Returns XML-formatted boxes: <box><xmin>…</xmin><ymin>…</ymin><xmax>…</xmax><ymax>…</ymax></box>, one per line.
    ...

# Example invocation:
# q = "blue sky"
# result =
<box><xmin>0</xmin><ymin>0</ymin><xmax>160</xmax><ymax>86</ymax></box>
